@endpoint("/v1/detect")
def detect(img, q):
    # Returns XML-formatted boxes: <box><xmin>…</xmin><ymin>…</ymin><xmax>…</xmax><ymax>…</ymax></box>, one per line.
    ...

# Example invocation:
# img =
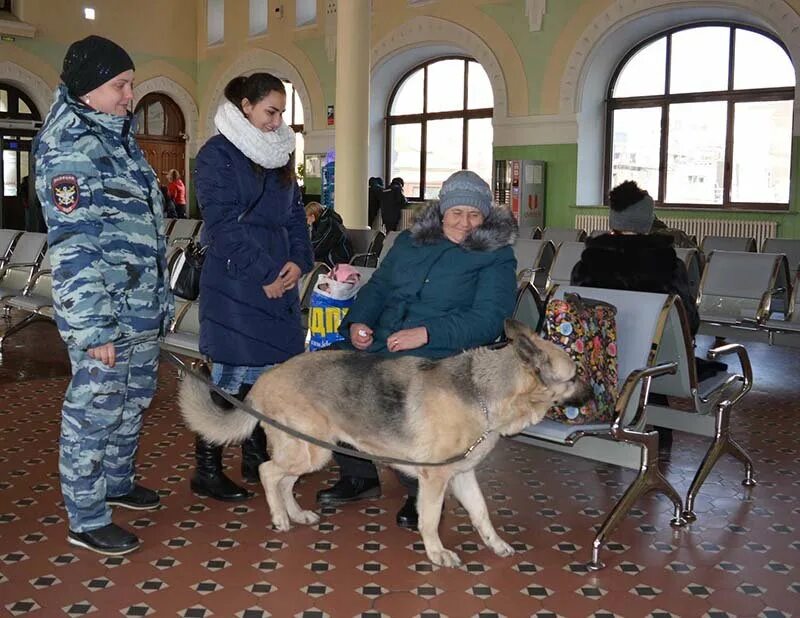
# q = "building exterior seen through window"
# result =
<box><xmin>386</xmin><ymin>57</ymin><xmax>494</xmax><ymax>201</ymax></box>
<box><xmin>282</xmin><ymin>80</ymin><xmax>305</xmax><ymax>184</ymax></box>
<box><xmin>606</xmin><ymin>23</ymin><xmax>795</xmax><ymax>210</ymax></box>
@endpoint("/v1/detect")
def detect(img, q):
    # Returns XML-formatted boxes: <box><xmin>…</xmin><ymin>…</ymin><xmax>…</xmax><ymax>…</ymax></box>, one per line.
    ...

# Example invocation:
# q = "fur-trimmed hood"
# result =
<box><xmin>409</xmin><ymin>203</ymin><xmax>518</xmax><ymax>251</ymax></box>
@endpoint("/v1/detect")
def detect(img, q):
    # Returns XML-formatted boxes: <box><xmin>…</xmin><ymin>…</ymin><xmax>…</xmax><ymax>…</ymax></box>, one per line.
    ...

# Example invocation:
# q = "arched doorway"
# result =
<box><xmin>0</xmin><ymin>82</ymin><xmax>41</xmax><ymax>230</ymax></box>
<box><xmin>134</xmin><ymin>93</ymin><xmax>186</xmax><ymax>187</ymax></box>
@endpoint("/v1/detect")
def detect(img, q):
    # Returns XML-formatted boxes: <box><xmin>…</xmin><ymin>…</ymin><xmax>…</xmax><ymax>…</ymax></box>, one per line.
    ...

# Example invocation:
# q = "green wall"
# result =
<box><xmin>497</xmin><ymin>136</ymin><xmax>800</xmax><ymax>238</ymax></box>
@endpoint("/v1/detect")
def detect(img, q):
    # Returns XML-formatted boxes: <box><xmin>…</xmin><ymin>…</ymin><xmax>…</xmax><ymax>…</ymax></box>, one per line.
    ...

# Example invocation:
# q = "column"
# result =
<box><xmin>333</xmin><ymin>0</ymin><xmax>370</xmax><ymax>228</ymax></box>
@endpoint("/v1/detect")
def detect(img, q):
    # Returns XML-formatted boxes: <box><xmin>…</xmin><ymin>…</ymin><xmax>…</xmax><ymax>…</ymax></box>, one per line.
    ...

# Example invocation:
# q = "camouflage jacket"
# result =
<box><xmin>34</xmin><ymin>85</ymin><xmax>173</xmax><ymax>349</ymax></box>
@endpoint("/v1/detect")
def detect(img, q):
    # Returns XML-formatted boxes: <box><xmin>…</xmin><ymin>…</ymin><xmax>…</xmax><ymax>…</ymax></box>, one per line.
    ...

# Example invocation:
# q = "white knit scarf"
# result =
<box><xmin>213</xmin><ymin>101</ymin><xmax>296</xmax><ymax>169</ymax></box>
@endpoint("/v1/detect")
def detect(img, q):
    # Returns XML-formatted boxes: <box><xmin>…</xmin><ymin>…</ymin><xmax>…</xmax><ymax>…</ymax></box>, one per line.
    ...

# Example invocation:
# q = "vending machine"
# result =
<box><xmin>493</xmin><ymin>159</ymin><xmax>546</xmax><ymax>238</ymax></box>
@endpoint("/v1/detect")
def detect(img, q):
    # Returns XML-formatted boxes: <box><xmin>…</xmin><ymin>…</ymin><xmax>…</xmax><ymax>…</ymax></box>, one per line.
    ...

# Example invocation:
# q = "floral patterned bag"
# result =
<box><xmin>542</xmin><ymin>293</ymin><xmax>618</xmax><ymax>424</ymax></box>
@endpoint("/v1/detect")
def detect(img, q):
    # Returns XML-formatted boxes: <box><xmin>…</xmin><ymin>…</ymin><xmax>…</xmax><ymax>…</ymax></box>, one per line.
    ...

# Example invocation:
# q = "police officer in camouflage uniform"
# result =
<box><xmin>34</xmin><ymin>36</ymin><xmax>173</xmax><ymax>556</ymax></box>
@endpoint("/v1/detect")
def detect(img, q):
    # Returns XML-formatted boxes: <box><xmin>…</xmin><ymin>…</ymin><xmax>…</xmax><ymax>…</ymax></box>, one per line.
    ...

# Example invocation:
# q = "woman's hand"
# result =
<box><xmin>387</xmin><ymin>327</ymin><xmax>428</xmax><ymax>353</ymax></box>
<box><xmin>263</xmin><ymin>280</ymin><xmax>285</xmax><ymax>299</ymax></box>
<box><xmin>88</xmin><ymin>342</ymin><xmax>116</xmax><ymax>367</ymax></box>
<box><xmin>279</xmin><ymin>261</ymin><xmax>302</xmax><ymax>291</ymax></box>
<box><xmin>350</xmin><ymin>323</ymin><xmax>373</xmax><ymax>350</ymax></box>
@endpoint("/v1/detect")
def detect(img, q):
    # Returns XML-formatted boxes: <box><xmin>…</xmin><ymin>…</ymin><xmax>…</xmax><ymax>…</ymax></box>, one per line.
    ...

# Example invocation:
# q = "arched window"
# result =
<box><xmin>1</xmin><ymin>83</ymin><xmax>40</xmax><ymax>213</ymax></box>
<box><xmin>386</xmin><ymin>57</ymin><xmax>493</xmax><ymax>200</ymax></box>
<box><xmin>134</xmin><ymin>93</ymin><xmax>185</xmax><ymax>139</ymax></box>
<box><xmin>606</xmin><ymin>23</ymin><xmax>795</xmax><ymax>210</ymax></box>
<box><xmin>282</xmin><ymin>80</ymin><xmax>304</xmax><ymax>181</ymax></box>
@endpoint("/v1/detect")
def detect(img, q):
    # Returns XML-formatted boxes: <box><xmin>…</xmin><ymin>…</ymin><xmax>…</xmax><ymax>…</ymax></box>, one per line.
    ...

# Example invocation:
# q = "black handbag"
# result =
<box><xmin>170</xmin><ymin>240</ymin><xmax>206</xmax><ymax>300</ymax></box>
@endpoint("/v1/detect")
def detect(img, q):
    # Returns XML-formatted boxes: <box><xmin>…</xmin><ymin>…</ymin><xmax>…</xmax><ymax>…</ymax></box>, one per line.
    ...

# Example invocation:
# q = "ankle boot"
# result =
<box><xmin>190</xmin><ymin>436</ymin><xmax>252</xmax><ymax>501</ymax></box>
<box><xmin>241</xmin><ymin>424</ymin><xmax>269</xmax><ymax>483</ymax></box>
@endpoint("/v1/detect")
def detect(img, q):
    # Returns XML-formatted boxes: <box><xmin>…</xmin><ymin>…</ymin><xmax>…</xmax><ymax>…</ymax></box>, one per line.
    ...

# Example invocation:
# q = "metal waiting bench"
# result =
<box><xmin>513</xmin><ymin>239</ymin><xmax>556</xmax><ymax>294</ymax></box>
<box><xmin>697</xmin><ymin>250</ymin><xmax>791</xmax><ymax>343</ymax></box>
<box><xmin>514</xmin><ymin>286</ymin><xmax>754</xmax><ymax>569</ymax></box>
<box><xmin>0</xmin><ymin>247</ymin><xmax>55</xmax><ymax>352</ymax></box>
<box><xmin>540</xmin><ymin>226</ymin><xmax>587</xmax><ymax>245</ymax></box>
<box><xmin>545</xmin><ymin>241</ymin><xmax>585</xmax><ymax>292</ymax></box>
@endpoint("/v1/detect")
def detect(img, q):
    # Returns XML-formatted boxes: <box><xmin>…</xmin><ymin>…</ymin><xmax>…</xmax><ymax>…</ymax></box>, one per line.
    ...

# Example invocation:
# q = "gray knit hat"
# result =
<box><xmin>608</xmin><ymin>193</ymin><xmax>654</xmax><ymax>234</ymax></box>
<box><xmin>438</xmin><ymin>170</ymin><xmax>493</xmax><ymax>217</ymax></box>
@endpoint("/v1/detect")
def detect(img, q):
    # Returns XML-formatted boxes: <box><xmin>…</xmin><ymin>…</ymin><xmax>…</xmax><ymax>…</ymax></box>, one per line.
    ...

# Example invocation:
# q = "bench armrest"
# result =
<box><xmin>705</xmin><ymin>343</ymin><xmax>753</xmax><ymax>407</ymax></box>
<box><xmin>611</xmin><ymin>362</ymin><xmax>678</xmax><ymax>437</ymax></box>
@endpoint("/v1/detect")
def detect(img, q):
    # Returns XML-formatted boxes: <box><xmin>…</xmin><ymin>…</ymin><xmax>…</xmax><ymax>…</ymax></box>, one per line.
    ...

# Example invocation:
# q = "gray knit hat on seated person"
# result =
<box><xmin>608</xmin><ymin>191</ymin><xmax>654</xmax><ymax>234</ymax></box>
<box><xmin>438</xmin><ymin>170</ymin><xmax>493</xmax><ymax>217</ymax></box>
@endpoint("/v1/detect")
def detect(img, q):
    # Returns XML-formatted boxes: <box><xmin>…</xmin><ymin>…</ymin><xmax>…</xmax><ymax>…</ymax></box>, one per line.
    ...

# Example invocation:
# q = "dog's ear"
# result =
<box><xmin>507</xmin><ymin>321</ymin><xmax>550</xmax><ymax>370</ymax></box>
<box><xmin>504</xmin><ymin>318</ymin><xmax>536</xmax><ymax>341</ymax></box>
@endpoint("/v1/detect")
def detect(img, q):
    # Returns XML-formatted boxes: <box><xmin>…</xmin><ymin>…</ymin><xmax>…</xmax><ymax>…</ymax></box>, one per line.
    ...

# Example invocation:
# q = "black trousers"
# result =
<box><xmin>333</xmin><ymin>450</ymin><xmax>418</xmax><ymax>497</ymax></box>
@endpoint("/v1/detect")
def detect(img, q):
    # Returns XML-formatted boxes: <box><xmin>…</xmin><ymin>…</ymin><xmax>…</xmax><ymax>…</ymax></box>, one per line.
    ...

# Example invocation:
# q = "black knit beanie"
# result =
<box><xmin>61</xmin><ymin>35</ymin><xmax>135</xmax><ymax>98</ymax></box>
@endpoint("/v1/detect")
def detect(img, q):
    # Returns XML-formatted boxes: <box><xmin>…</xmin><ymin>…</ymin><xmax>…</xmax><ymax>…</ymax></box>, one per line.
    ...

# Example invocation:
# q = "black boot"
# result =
<box><xmin>396</xmin><ymin>495</ymin><xmax>419</xmax><ymax>531</ymax></box>
<box><xmin>241</xmin><ymin>424</ymin><xmax>269</xmax><ymax>483</ymax></box>
<box><xmin>190</xmin><ymin>436</ymin><xmax>252</xmax><ymax>501</ymax></box>
<box><xmin>316</xmin><ymin>476</ymin><xmax>381</xmax><ymax>506</ymax></box>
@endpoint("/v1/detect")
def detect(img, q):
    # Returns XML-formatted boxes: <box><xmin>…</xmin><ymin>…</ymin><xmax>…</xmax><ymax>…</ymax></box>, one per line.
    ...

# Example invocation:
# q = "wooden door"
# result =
<box><xmin>137</xmin><ymin>138</ymin><xmax>186</xmax><ymax>186</ymax></box>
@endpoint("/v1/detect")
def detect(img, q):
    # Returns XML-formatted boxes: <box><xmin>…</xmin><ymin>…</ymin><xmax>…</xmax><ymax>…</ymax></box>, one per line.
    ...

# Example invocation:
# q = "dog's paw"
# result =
<box><xmin>292</xmin><ymin>509</ymin><xmax>320</xmax><ymax>525</ymax></box>
<box><xmin>427</xmin><ymin>548</ymin><xmax>462</xmax><ymax>568</ymax></box>
<box><xmin>489</xmin><ymin>538</ymin><xmax>514</xmax><ymax>557</ymax></box>
<box><xmin>271</xmin><ymin>514</ymin><xmax>292</xmax><ymax>532</ymax></box>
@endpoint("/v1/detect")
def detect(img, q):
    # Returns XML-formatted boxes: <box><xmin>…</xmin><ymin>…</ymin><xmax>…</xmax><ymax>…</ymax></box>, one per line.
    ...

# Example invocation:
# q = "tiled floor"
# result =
<box><xmin>0</xmin><ymin>318</ymin><xmax>798</xmax><ymax>617</ymax></box>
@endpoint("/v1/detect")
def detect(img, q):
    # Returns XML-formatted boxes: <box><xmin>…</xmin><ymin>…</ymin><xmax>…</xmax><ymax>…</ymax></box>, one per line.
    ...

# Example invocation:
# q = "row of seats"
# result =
<box><xmin>512</xmin><ymin>236</ymin><xmax>800</xmax><ymax>346</ymax></box>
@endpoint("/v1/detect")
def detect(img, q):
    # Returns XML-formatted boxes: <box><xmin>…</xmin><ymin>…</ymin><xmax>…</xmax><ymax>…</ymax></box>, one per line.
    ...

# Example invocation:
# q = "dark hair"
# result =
<box><xmin>390</xmin><ymin>177</ymin><xmax>404</xmax><ymax>188</ymax></box>
<box><xmin>608</xmin><ymin>180</ymin><xmax>647</xmax><ymax>212</ymax></box>
<box><xmin>224</xmin><ymin>73</ymin><xmax>286</xmax><ymax>112</ymax></box>
<box><xmin>225</xmin><ymin>73</ymin><xmax>294</xmax><ymax>186</ymax></box>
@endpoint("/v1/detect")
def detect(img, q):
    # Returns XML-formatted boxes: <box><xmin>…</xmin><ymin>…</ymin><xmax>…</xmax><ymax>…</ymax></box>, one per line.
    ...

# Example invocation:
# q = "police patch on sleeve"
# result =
<box><xmin>51</xmin><ymin>174</ymin><xmax>81</xmax><ymax>214</ymax></box>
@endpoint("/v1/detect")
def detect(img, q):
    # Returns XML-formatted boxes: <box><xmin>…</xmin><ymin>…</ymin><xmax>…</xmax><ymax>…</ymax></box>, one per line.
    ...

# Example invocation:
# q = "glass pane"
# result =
<box><xmin>18</xmin><ymin>98</ymin><xmax>31</xmax><ymax>114</ymax></box>
<box><xmin>466</xmin><ymin>117</ymin><xmax>493</xmax><ymax>187</ymax></box>
<box><xmin>734</xmin><ymin>29</ymin><xmax>795</xmax><ymax>90</ymax></box>
<box><xmin>249</xmin><ymin>0</ymin><xmax>268</xmax><ymax>37</ymax></box>
<box><xmin>283</xmin><ymin>82</ymin><xmax>295</xmax><ymax>125</ymax></box>
<box><xmin>609</xmin><ymin>107</ymin><xmax>662</xmax><ymax>197</ymax></box>
<box><xmin>427</xmin><ymin>59</ymin><xmax>465</xmax><ymax>113</ymax></box>
<box><xmin>389</xmin><ymin>123</ymin><xmax>421</xmax><ymax>198</ymax></box>
<box><xmin>3</xmin><ymin>150</ymin><xmax>17</xmax><ymax>196</ymax></box>
<box><xmin>731</xmin><ymin>100</ymin><xmax>791</xmax><ymax>203</ymax></box>
<box><xmin>20</xmin><ymin>151</ymin><xmax>29</xmax><ymax>180</ymax></box>
<box><xmin>294</xmin><ymin>132</ymin><xmax>305</xmax><ymax>186</ymax></box>
<box><xmin>670</xmin><ymin>26</ymin><xmax>730</xmax><ymax>94</ymax></box>
<box><xmin>613</xmin><ymin>37</ymin><xmax>666</xmax><ymax>98</ymax></box>
<box><xmin>467</xmin><ymin>61</ymin><xmax>493</xmax><ymax>109</ymax></box>
<box><xmin>147</xmin><ymin>102</ymin><xmax>165</xmax><ymax>135</ymax></box>
<box><xmin>425</xmin><ymin>118</ymin><xmax>463</xmax><ymax>199</ymax></box>
<box><xmin>134</xmin><ymin>106</ymin><xmax>145</xmax><ymax>134</ymax></box>
<box><xmin>293</xmin><ymin>90</ymin><xmax>304</xmax><ymax>125</ymax></box>
<box><xmin>296</xmin><ymin>0</ymin><xmax>316</xmax><ymax>27</ymax></box>
<box><xmin>390</xmin><ymin>68</ymin><xmax>423</xmax><ymax>115</ymax></box>
<box><xmin>666</xmin><ymin>101</ymin><xmax>727</xmax><ymax>204</ymax></box>
<box><xmin>0</xmin><ymin>89</ymin><xmax>7</xmax><ymax>113</ymax></box>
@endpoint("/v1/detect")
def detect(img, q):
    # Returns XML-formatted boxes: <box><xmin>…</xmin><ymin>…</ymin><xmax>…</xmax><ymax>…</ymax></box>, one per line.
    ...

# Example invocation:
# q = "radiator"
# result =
<box><xmin>574</xmin><ymin>215</ymin><xmax>777</xmax><ymax>248</ymax></box>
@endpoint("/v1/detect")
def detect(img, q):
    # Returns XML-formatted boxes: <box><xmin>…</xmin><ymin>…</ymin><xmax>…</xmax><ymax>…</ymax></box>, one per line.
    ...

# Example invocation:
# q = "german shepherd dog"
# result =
<box><xmin>180</xmin><ymin>319</ymin><xmax>591</xmax><ymax>567</ymax></box>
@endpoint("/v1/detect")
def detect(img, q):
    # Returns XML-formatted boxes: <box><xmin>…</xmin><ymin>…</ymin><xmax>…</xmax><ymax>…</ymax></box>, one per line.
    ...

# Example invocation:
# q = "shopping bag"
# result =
<box><xmin>542</xmin><ymin>292</ymin><xmax>618</xmax><ymax>424</ymax></box>
<box><xmin>308</xmin><ymin>265</ymin><xmax>364</xmax><ymax>351</ymax></box>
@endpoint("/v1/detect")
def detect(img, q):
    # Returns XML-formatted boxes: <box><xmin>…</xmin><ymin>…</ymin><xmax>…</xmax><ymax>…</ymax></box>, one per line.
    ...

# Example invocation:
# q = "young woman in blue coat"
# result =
<box><xmin>192</xmin><ymin>73</ymin><xmax>313</xmax><ymax>501</ymax></box>
<box><xmin>317</xmin><ymin>170</ymin><xmax>518</xmax><ymax>529</ymax></box>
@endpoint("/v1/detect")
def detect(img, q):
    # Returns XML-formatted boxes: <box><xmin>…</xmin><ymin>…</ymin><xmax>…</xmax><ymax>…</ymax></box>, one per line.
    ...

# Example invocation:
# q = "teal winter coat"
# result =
<box><xmin>340</xmin><ymin>204</ymin><xmax>518</xmax><ymax>358</ymax></box>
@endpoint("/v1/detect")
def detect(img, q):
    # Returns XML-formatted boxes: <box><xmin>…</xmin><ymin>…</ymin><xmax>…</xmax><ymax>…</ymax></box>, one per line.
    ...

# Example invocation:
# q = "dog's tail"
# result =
<box><xmin>179</xmin><ymin>371</ymin><xmax>258</xmax><ymax>445</ymax></box>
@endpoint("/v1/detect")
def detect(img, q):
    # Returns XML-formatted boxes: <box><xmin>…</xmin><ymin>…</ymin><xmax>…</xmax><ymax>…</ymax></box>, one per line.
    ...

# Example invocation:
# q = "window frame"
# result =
<box><xmin>133</xmin><ymin>93</ymin><xmax>185</xmax><ymax>140</ymax></box>
<box><xmin>384</xmin><ymin>56</ymin><xmax>493</xmax><ymax>201</ymax></box>
<box><xmin>604</xmin><ymin>22</ymin><xmax>795</xmax><ymax>212</ymax></box>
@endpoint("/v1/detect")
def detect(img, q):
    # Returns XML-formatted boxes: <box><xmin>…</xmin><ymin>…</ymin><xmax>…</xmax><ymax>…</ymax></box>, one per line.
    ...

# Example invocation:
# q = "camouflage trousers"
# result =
<box><xmin>60</xmin><ymin>338</ymin><xmax>160</xmax><ymax>532</ymax></box>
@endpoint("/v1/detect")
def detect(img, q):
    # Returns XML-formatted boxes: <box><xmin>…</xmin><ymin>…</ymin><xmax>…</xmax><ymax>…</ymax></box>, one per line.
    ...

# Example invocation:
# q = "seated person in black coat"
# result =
<box><xmin>571</xmin><ymin>180</ymin><xmax>721</xmax><ymax>457</ymax></box>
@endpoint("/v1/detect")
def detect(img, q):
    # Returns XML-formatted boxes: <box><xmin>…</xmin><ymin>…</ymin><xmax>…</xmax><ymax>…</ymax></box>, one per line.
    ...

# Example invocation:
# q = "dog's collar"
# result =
<box><xmin>463</xmin><ymin>395</ymin><xmax>491</xmax><ymax>457</ymax></box>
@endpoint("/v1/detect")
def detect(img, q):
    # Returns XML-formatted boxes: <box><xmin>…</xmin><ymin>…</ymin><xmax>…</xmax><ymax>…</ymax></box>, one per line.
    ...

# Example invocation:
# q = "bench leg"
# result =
<box><xmin>588</xmin><ymin>433</ymin><xmax>685</xmax><ymax>571</ymax></box>
<box><xmin>683</xmin><ymin>401</ymin><xmax>756</xmax><ymax>522</ymax></box>
<box><xmin>0</xmin><ymin>313</ymin><xmax>41</xmax><ymax>352</ymax></box>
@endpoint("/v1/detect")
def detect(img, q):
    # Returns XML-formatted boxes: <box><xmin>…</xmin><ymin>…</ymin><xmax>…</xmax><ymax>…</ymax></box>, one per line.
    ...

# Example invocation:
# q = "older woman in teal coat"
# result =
<box><xmin>317</xmin><ymin>170</ymin><xmax>518</xmax><ymax>529</ymax></box>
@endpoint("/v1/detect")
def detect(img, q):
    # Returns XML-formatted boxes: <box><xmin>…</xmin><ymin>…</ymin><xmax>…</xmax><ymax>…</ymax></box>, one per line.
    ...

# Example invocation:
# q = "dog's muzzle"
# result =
<box><xmin>559</xmin><ymin>379</ymin><xmax>594</xmax><ymax>408</ymax></box>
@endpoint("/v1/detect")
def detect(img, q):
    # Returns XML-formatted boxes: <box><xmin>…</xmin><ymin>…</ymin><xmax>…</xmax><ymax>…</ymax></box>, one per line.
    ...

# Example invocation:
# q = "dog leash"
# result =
<box><xmin>166</xmin><ymin>352</ymin><xmax>492</xmax><ymax>467</ymax></box>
